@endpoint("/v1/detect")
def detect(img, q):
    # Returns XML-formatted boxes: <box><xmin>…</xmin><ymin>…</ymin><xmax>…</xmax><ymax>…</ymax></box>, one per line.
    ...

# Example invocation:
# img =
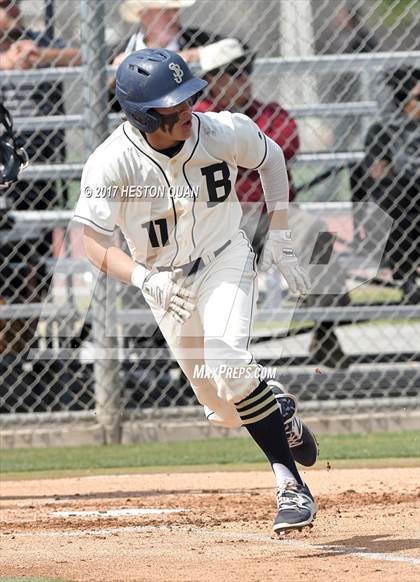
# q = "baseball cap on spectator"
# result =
<box><xmin>119</xmin><ymin>0</ymin><xmax>196</xmax><ymax>23</ymax></box>
<box><xmin>199</xmin><ymin>38</ymin><xmax>255</xmax><ymax>77</ymax></box>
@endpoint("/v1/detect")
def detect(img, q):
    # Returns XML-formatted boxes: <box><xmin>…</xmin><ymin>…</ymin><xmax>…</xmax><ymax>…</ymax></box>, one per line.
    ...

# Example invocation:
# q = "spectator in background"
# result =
<box><xmin>331</xmin><ymin>1</ymin><xmax>377</xmax><ymax>54</ymax></box>
<box><xmin>0</xmin><ymin>0</ymin><xmax>80</xmax><ymax>355</ymax></box>
<box><xmin>354</xmin><ymin>67</ymin><xmax>420</xmax><ymax>303</ymax></box>
<box><xmin>196</xmin><ymin>39</ymin><xmax>348</xmax><ymax>367</ymax></box>
<box><xmin>195</xmin><ymin>38</ymin><xmax>299</xmax><ymax>255</ymax></box>
<box><xmin>110</xmin><ymin>0</ymin><xmax>221</xmax><ymax>105</ymax></box>
<box><xmin>109</xmin><ymin>0</ymin><xmax>223</xmax><ymax>114</ymax></box>
<box><xmin>0</xmin><ymin>0</ymin><xmax>80</xmax><ymax>210</ymax></box>
<box><xmin>0</xmin><ymin>0</ymin><xmax>80</xmax><ymax>179</ymax></box>
<box><xmin>112</xmin><ymin>0</ymin><xmax>218</xmax><ymax>65</ymax></box>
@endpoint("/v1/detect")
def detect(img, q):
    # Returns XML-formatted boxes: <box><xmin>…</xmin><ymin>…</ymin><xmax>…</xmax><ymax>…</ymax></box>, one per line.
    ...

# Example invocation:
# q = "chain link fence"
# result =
<box><xmin>1</xmin><ymin>0</ymin><xmax>419</xmax><ymax>444</ymax></box>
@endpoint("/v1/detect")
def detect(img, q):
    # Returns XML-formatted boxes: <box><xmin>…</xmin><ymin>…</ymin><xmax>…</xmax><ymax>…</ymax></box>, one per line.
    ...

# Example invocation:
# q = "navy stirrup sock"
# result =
<box><xmin>235</xmin><ymin>380</ymin><xmax>302</xmax><ymax>485</ymax></box>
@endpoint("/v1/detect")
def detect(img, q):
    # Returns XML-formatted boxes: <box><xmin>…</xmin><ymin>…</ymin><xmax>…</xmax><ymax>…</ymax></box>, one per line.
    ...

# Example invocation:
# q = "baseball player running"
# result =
<box><xmin>73</xmin><ymin>48</ymin><xmax>317</xmax><ymax>533</ymax></box>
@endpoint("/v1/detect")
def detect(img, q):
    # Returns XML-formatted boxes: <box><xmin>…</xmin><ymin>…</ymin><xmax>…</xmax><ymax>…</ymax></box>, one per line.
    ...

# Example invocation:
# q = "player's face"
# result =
<box><xmin>153</xmin><ymin>97</ymin><xmax>194</xmax><ymax>143</ymax></box>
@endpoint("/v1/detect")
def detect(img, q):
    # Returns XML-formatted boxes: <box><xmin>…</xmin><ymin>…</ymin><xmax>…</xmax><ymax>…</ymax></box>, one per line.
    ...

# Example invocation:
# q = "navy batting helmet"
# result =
<box><xmin>116</xmin><ymin>49</ymin><xmax>208</xmax><ymax>133</ymax></box>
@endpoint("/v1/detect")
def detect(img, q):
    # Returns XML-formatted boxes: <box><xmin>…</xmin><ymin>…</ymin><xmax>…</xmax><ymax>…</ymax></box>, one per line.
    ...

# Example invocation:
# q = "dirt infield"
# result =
<box><xmin>1</xmin><ymin>466</ymin><xmax>419</xmax><ymax>582</ymax></box>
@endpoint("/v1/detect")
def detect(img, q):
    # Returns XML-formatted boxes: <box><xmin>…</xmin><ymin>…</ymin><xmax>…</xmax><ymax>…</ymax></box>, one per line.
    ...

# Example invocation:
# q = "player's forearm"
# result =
<box><xmin>268</xmin><ymin>209</ymin><xmax>289</xmax><ymax>230</ymax></box>
<box><xmin>83</xmin><ymin>233</ymin><xmax>136</xmax><ymax>284</ymax></box>
<box><xmin>258</xmin><ymin>137</ymin><xmax>290</xmax><ymax>215</ymax></box>
<box><xmin>101</xmin><ymin>246</ymin><xmax>137</xmax><ymax>283</ymax></box>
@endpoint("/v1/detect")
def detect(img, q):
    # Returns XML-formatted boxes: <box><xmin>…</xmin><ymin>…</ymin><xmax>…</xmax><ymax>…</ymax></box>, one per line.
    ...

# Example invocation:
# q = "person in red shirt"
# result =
<box><xmin>195</xmin><ymin>38</ymin><xmax>299</xmax><ymax>255</ymax></box>
<box><xmin>196</xmin><ymin>38</ymin><xmax>348</xmax><ymax>368</ymax></box>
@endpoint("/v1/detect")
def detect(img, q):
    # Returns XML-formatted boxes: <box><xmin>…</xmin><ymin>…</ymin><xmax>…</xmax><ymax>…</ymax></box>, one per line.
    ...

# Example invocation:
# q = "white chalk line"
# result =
<box><xmin>3</xmin><ymin>524</ymin><xmax>420</xmax><ymax>566</ymax></box>
<box><xmin>52</xmin><ymin>508</ymin><xmax>185</xmax><ymax>518</ymax></box>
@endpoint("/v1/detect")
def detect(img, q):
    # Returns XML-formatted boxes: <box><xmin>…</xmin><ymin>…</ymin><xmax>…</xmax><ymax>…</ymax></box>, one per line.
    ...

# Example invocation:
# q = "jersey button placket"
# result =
<box><xmin>170</xmin><ymin>159</ymin><xmax>179</xmax><ymax>180</ymax></box>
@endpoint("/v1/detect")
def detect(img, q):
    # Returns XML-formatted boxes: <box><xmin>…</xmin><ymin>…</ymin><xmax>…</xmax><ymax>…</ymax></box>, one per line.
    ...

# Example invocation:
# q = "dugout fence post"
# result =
<box><xmin>80</xmin><ymin>0</ymin><xmax>121</xmax><ymax>444</ymax></box>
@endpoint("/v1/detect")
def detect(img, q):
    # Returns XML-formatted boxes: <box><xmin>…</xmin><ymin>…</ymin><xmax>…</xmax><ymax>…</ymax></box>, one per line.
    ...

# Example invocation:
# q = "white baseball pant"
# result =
<box><xmin>145</xmin><ymin>231</ymin><xmax>262</xmax><ymax>428</ymax></box>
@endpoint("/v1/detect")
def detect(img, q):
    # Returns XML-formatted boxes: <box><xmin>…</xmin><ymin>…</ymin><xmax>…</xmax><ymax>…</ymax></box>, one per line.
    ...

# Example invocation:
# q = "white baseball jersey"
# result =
<box><xmin>73</xmin><ymin>111</ymin><xmax>267</xmax><ymax>268</ymax></box>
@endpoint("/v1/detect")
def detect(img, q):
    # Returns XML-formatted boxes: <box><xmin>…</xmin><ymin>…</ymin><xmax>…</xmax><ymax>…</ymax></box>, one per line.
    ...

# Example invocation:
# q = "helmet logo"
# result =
<box><xmin>169</xmin><ymin>62</ymin><xmax>184</xmax><ymax>84</ymax></box>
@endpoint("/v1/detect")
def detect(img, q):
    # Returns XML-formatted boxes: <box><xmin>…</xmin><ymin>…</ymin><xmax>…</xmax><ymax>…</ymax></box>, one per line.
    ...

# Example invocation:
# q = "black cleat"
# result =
<box><xmin>284</xmin><ymin>417</ymin><xmax>319</xmax><ymax>467</ymax></box>
<box><xmin>274</xmin><ymin>481</ymin><xmax>317</xmax><ymax>534</ymax></box>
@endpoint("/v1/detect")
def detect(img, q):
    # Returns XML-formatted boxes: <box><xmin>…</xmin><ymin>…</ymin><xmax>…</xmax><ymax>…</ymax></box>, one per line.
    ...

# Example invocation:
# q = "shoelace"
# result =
<box><xmin>284</xmin><ymin>416</ymin><xmax>304</xmax><ymax>448</ymax></box>
<box><xmin>276</xmin><ymin>481</ymin><xmax>310</xmax><ymax>511</ymax></box>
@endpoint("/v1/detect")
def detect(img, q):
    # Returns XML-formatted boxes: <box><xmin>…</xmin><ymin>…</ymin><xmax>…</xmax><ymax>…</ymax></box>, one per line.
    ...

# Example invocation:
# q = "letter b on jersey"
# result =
<box><xmin>201</xmin><ymin>162</ymin><xmax>231</xmax><ymax>207</ymax></box>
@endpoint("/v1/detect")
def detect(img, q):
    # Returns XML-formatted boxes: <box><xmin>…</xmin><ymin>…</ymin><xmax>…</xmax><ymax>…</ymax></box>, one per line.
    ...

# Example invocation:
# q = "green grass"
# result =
<box><xmin>374</xmin><ymin>0</ymin><xmax>419</xmax><ymax>26</ymax></box>
<box><xmin>293</xmin><ymin>165</ymin><xmax>351</xmax><ymax>202</ymax></box>
<box><xmin>349</xmin><ymin>285</ymin><xmax>403</xmax><ymax>304</ymax></box>
<box><xmin>1</xmin><ymin>432</ymin><xmax>418</xmax><ymax>477</ymax></box>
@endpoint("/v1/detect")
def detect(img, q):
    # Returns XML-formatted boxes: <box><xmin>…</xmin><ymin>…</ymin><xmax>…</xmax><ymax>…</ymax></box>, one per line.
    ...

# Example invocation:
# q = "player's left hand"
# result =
<box><xmin>259</xmin><ymin>230</ymin><xmax>311</xmax><ymax>295</ymax></box>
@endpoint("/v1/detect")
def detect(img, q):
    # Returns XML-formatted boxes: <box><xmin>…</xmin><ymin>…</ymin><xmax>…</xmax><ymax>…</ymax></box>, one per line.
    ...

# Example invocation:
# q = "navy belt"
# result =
<box><xmin>157</xmin><ymin>239</ymin><xmax>231</xmax><ymax>276</ymax></box>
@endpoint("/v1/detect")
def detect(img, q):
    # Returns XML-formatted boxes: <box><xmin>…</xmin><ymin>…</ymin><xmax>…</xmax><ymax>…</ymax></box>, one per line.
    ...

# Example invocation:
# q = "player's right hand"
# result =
<box><xmin>137</xmin><ymin>268</ymin><xmax>195</xmax><ymax>324</ymax></box>
<box><xmin>260</xmin><ymin>230</ymin><xmax>311</xmax><ymax>295</ymax></box>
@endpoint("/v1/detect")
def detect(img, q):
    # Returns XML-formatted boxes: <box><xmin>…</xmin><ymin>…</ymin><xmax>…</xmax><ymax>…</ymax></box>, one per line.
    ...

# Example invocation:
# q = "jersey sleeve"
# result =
<box><xmin>72</xmin><ymin>155</ymin><xmax>121</xmax><ymax>236</ymax></box>
<box><xmin>232</xmin><ymin>113</ymin><xmax>268</xmax><ymax>170</ymax></box>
